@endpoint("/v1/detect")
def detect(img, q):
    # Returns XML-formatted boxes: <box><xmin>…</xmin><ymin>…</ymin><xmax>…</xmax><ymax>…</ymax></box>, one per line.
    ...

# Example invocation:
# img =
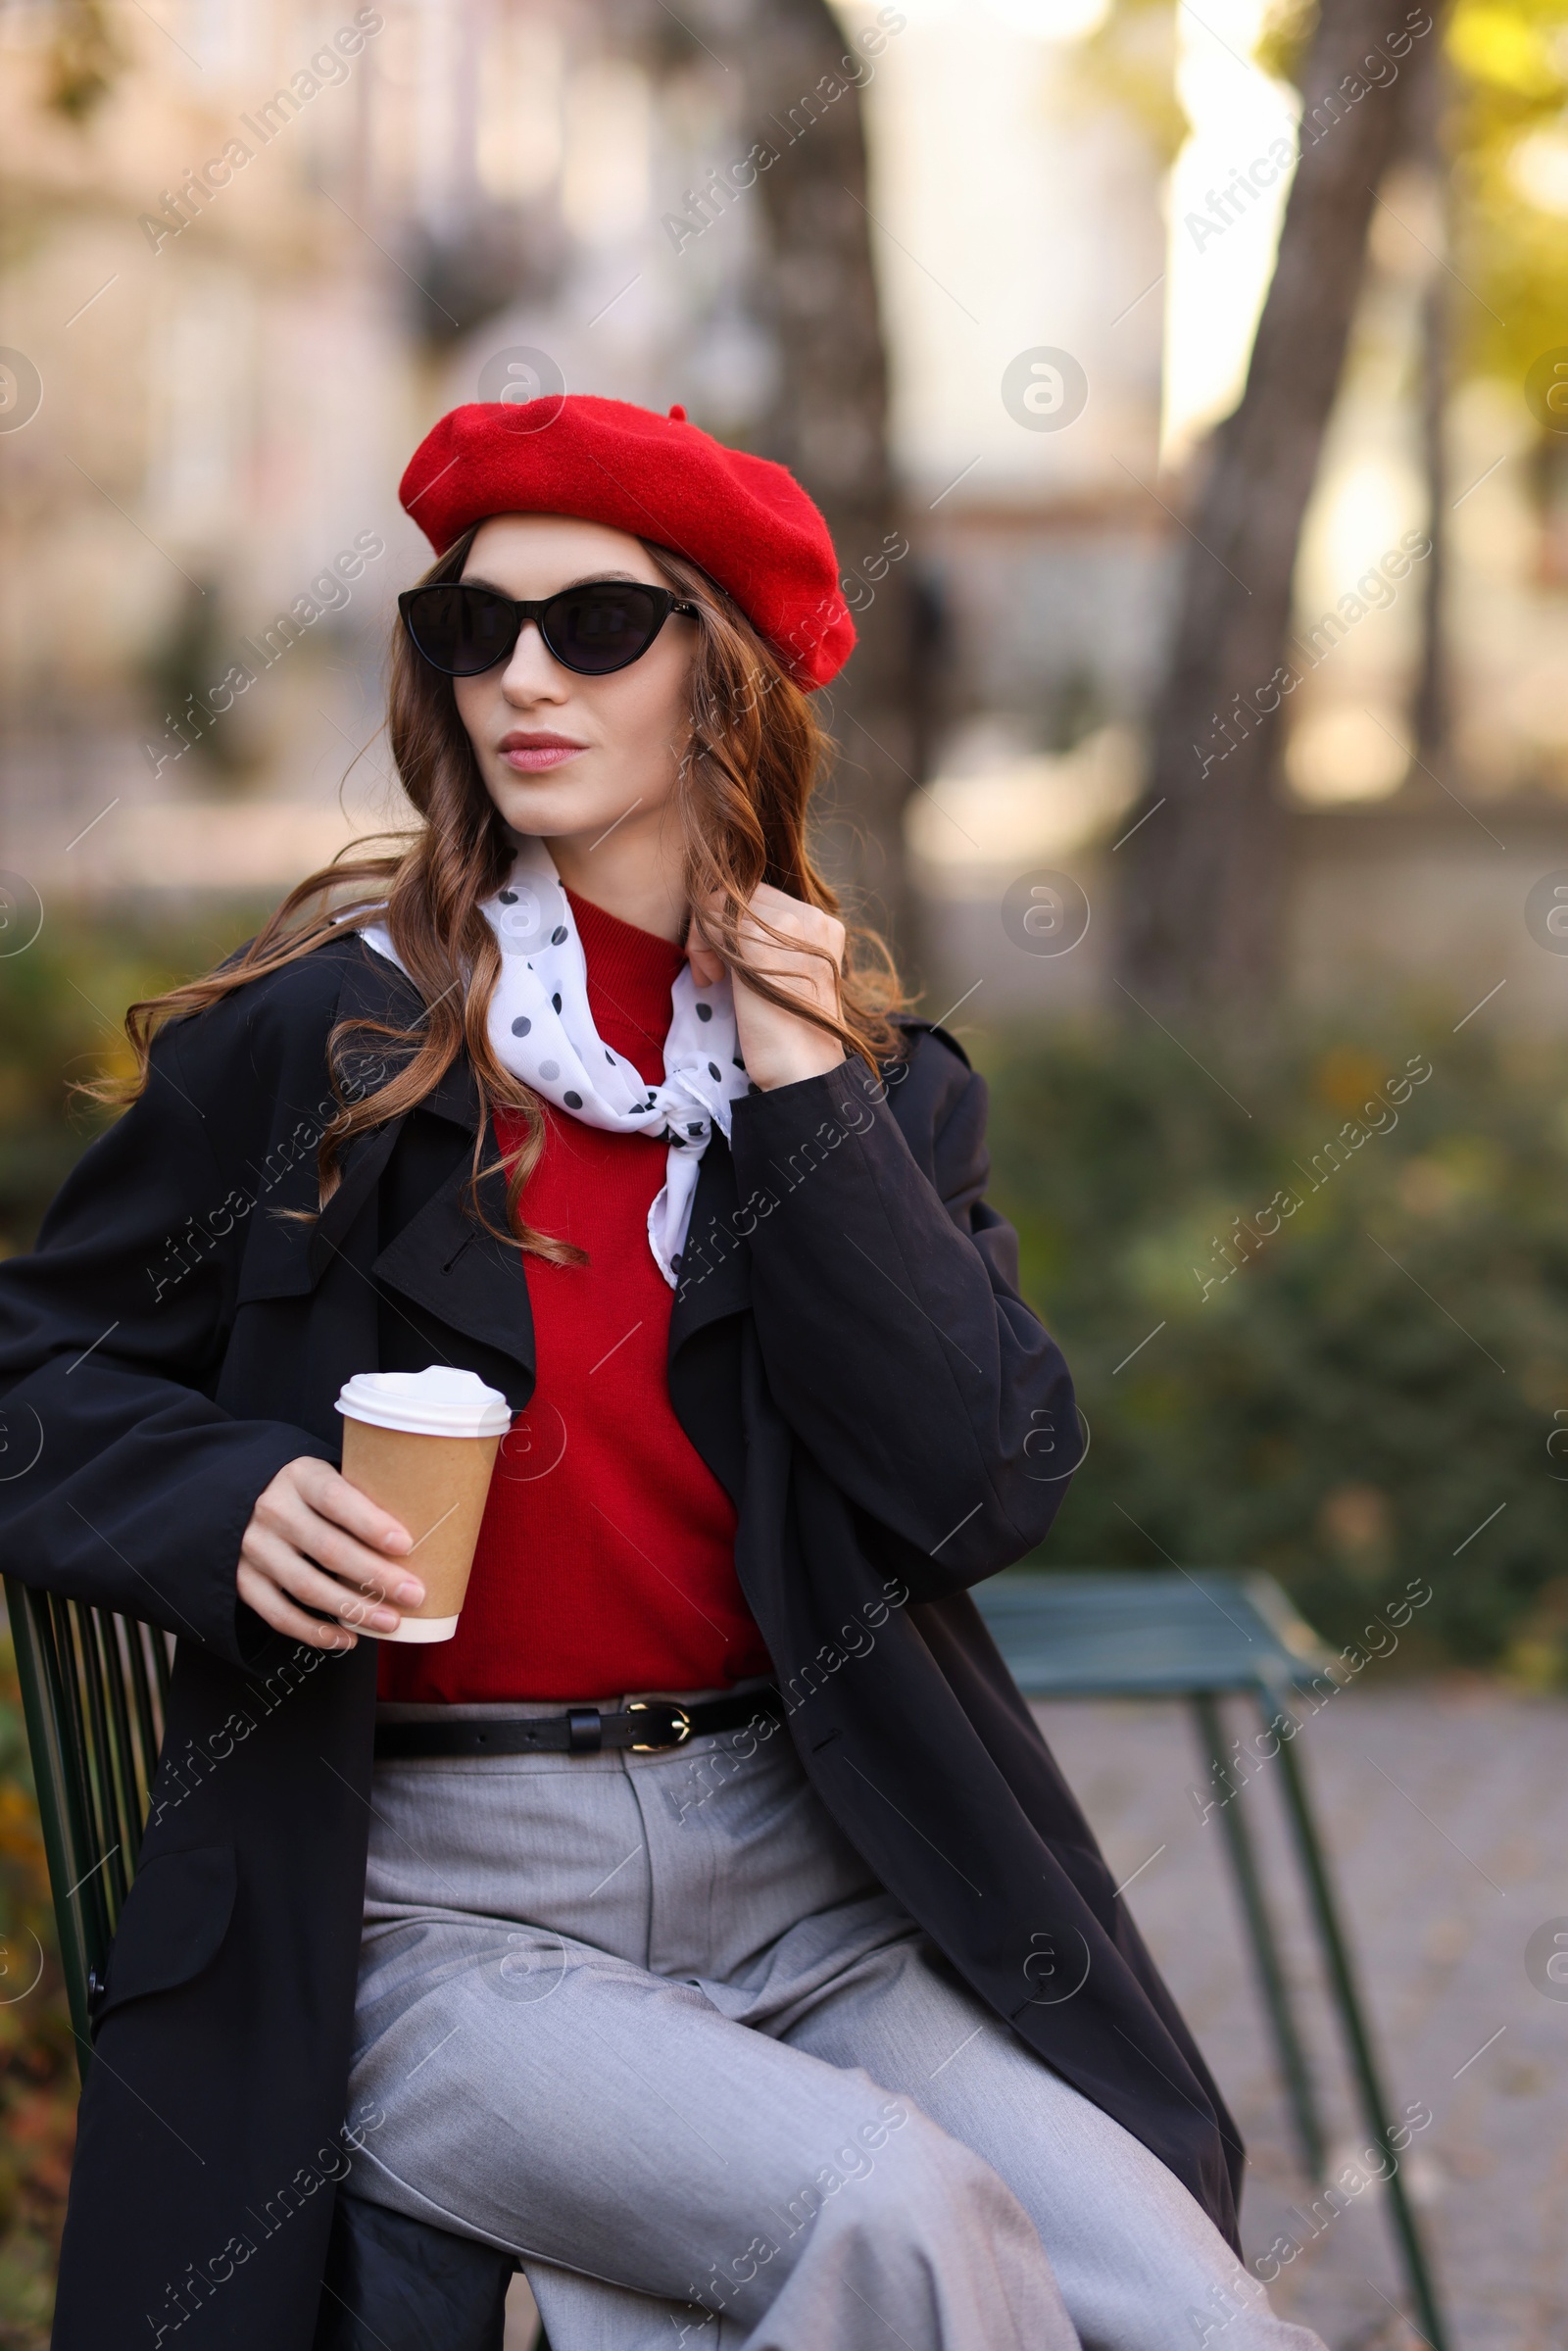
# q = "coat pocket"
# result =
<box><xmin>95</xmin><ymin>1843</ymin><xmax>237</xmax><ymax>2024</ymax></box>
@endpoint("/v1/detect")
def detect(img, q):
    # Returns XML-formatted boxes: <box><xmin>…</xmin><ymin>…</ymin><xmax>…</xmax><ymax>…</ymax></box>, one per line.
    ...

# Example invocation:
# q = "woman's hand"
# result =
<box><xmin>689</xmin><ymin>883</ymin><xmax>846</xmax><ymax>1091</ymax></box>
<box><xmin>236</xmin><ymin>1456</ymin><xmax>423</xmax><ymax>1650</ymax></box>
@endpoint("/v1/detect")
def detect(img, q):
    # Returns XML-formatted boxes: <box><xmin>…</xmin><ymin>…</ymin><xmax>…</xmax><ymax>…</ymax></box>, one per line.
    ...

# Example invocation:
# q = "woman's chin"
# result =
<box><xmin>486</xmin><ymin>772</ymin><xmax>655</xmax><ymax>849</ymax></box>
<box><xmin>485</xmin><ymin>773</ymin><xmax>595</xmax><ymax>835</ymax></box>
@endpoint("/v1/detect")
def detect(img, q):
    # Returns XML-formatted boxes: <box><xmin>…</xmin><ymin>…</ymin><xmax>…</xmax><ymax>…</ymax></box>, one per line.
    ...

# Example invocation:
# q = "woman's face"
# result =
<box><xmin>450</xmin><ymin>513</ymin><xmax>696</xmax><ymax>855</ymax></box>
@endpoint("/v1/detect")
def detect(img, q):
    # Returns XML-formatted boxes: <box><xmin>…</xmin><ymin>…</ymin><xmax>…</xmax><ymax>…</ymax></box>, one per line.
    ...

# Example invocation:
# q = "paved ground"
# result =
<box><xmin>1028</xmin><ymin>1678</ymin><xmax>1568</xmax><ymax>2351</ymax></box>
<box><xmin>503</xmin><ymin>1678</ymin><xmax>1567</xmax><ymax>2351</ymax></box>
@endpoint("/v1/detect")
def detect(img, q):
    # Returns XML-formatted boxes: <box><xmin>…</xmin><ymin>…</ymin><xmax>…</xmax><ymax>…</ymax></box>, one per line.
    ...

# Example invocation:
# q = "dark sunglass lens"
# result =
<box><xmin>406</xmin><ymin>586</ymin><xmax>516</xmax><ymax>675</ymax></box>
<box><xmin>549</xmin><ymin>584</ymin><xmax>662</xmax><ymax>674</ymax></box>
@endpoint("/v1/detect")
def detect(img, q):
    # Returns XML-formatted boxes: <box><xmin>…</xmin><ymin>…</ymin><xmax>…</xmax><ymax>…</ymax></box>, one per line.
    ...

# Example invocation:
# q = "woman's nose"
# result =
<box><xmin>500</xmin><ymin>621</ymin><xmax>568</xmax><ymax>700</ymax></box>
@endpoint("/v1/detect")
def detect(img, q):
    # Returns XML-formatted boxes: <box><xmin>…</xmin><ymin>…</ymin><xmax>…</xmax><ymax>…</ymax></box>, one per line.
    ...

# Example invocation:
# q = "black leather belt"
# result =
<box><xmin>373</xmin><ymin>1686</ymin><xmax>787</xmax><ymax>1761</ymax></box>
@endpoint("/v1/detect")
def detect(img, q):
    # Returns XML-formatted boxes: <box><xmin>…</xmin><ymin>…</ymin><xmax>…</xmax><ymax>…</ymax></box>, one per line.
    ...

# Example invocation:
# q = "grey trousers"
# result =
<box><xmin>347</xmin><ymin>1695</ymin><xmax>1326</xmax><ymax>2351</ymax></box>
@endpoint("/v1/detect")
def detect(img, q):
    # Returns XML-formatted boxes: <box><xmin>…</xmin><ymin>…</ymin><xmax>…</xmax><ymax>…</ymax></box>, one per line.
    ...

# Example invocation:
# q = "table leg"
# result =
<box><xmin>1191</xmin><ymin>1692</ymin><xmax>1327</xmax><ymax>2180</ymax></box>
<box><xmin>1271</xmin><ymin>1706</ymin><xmax>1449</xmax><ymax>2351</ymax></box>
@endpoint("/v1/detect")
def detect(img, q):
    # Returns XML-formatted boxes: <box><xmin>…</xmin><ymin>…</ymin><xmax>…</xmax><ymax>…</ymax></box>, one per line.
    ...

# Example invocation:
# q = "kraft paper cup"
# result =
<box><xmin>335</xmin><ymin>1368</ymin><xmax>511</xmax><ymax>1642</ymax></box>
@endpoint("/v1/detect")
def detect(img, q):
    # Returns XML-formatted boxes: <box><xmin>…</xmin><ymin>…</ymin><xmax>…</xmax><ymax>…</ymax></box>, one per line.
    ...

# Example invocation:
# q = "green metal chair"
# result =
<box><xmin>1</xmin><ymin>1578</ymin><xmax>543</xmax><ymax>2351</ymax></box>
<box><xmin>974</xmin><ymin>1568</ymin><xmax>1448</xmax><ymax>2351</ymax></box>
<box><xmin>3</xmin><ymin>1575</ymin><xmax>172</xmax><ymax>2071</ymax></box>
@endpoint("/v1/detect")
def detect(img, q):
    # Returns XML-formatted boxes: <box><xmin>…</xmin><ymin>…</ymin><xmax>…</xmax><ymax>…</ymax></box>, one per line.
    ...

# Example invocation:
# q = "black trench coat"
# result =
<box><xmin>0</xmin><ymin>935</ymin><xmax>1243</xmax><ymax>2349</ymax></box>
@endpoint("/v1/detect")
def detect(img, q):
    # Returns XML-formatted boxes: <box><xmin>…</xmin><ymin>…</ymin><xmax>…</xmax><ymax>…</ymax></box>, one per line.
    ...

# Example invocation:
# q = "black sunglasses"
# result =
<box><xmin>398</xmin><ymin>577</ymin><xmax>699</xmax><ymax>678</ymax></box>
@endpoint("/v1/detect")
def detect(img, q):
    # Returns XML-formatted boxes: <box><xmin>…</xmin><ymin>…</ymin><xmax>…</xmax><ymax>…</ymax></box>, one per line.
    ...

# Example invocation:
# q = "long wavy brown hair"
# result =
<box><xmin>100</xmin><ymin>529</ymin><xmax>906</xmax><ymax>1257</ymax></box>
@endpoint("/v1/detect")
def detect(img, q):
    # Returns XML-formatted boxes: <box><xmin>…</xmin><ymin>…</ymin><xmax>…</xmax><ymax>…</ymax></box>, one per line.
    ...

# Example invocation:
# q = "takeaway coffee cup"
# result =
<box><xmin>335</xmin><ymin>1367</ymin><xmax>512</xmax><ymax>1641</ymax></box>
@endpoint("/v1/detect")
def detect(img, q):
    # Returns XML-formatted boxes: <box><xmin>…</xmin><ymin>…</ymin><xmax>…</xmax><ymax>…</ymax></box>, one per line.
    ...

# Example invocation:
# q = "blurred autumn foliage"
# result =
<box><xmin>0</xmin><ymin>1632</ymin><xmax>75</xmax><ymax>2351</ymax></box>
<box><xmin>1448</xmin><ymin>0</ymin><xmax>1568</xmax><ymax>380</ymax></box>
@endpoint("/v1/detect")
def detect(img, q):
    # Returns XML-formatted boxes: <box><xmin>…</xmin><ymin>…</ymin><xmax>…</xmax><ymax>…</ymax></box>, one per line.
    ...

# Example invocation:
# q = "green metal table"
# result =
<box><xmin>974</xmin><ymin>1568</ymin><xmax>1449</xmax><ymax>2351</ymax></box>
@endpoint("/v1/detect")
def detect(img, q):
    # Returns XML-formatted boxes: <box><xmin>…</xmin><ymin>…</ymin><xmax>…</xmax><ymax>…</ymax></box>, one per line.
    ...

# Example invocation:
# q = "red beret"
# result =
<box><xmin>399</xmin><ymin>395</ymin><xmax>855</xmax><ymax>690</ymax></box>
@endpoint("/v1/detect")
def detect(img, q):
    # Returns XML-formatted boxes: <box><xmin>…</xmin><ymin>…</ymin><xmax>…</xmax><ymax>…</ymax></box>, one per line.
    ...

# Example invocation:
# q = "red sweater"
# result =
<box><xmin>377</xmin><ymin>889</ymin><xmax>771</xmax><ymax>1703</ymax></box>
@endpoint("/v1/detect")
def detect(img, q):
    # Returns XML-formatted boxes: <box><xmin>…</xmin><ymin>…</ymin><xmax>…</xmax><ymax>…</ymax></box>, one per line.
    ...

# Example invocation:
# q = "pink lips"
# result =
<box><xmin>498</xmin><ymin>731</ymin><xmax>587</xmax><ymax>772</ymax></box>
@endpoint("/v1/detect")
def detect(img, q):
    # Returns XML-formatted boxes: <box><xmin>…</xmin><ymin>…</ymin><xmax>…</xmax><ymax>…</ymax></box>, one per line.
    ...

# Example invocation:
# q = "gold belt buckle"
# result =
<box><xmin>627</xmin><ymin>1701</ymin><xmax>693</xmax><ymax>1751</ymax></box>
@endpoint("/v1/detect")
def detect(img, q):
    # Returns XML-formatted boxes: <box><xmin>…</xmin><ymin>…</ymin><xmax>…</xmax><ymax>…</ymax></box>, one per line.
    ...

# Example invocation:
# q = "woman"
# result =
<box><xmin>0</xmin><ymin>397</ymin><xmax>1322</xmax><ymax>2351</ymax></box>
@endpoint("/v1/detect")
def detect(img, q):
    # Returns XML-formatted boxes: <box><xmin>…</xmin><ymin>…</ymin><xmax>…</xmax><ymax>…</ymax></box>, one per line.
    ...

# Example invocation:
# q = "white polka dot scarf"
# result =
<box><xmin>361</xmin><ymin>836</ymin><xmax>752</xmax><ymax>1286</ymax></box>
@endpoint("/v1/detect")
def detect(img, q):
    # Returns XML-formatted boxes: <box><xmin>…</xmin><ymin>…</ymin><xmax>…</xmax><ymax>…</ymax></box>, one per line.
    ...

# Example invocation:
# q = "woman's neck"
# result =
<box><xmin>540</xmin><ymin>803</ymin><xmax>688</xmax><ymax>945</ymax></box>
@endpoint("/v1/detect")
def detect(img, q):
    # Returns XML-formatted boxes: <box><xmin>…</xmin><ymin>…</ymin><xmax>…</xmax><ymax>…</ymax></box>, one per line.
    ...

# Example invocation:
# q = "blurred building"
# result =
<box><xmin>2</xmin><ymin>0</ymin><xmax>1567</xmax><ymax>1027</ymax></box>
<box><xmin>0</xmin><ymin>0</ymin><xmax>779</xmax><ymax>896</ymax></box>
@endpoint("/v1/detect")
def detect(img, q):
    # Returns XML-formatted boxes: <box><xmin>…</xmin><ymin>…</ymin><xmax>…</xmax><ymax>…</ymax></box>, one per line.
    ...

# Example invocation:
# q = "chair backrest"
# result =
<box><xmin>3</xmin><ymin>1575</ymin><xmax>172</xmax><ymax>2080</ymax></box>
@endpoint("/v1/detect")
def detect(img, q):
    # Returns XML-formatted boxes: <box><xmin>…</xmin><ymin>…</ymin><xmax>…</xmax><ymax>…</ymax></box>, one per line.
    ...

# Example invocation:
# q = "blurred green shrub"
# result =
<box><xmin>980</xmin><ymin>1016</ymin><xmax>1568</xmax><ymax>1683</ymax></box>
<box><xmin>4</xmin><ymin>921</ymin><xmax>1568</xmax><ymax>1691</ymax></box>
<box><xmin>0</xmin><ymin>906</ymin><xmax>269</xmax><ymax>1260</ymax></box>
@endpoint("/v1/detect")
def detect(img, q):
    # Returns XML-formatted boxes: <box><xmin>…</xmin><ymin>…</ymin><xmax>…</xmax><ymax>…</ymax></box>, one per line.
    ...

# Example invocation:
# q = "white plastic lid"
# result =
<box><xmin>335</xmin><ymin>1367</ymin><xmax>511</xmax><ymax>1438</ymax></box>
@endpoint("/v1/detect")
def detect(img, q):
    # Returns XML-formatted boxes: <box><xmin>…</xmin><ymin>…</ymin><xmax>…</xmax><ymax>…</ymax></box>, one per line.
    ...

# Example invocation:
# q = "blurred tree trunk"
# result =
<box><xmin>1409</xmin><ymin>37</ymin><xmax>1451</xmax><ymax>769</ymax></box>
<box><xmin>1116</xmin><ymin>0</ymin><xmax>1427</xmax><ymax>1015</ymax></box>
<box><xmin>735</xmin><ymin>0</ymin><xmax>921</xmax><ymax>971</ymax></box>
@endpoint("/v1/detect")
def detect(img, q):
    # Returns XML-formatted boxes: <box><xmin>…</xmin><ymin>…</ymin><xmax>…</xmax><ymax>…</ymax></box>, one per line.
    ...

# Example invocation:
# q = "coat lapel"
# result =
<box><xmin>240</xmin><ymin>936</ymin><xmax>735</xmax><ymax>1398</ymax></box>
<box><xmin>349</xmin><ymin>948</ymin><xmax>535</xmax><ymax>1382</ymax></box>
<box><xmin>668</xmin><ymin>1137</ymin><xmax>751</xmax><ymax>1355</ymax></box>
<box><xmin>230</xmin><ymin>942</ymin><xmax>429</xmax><ymax>1305</ymax></box>
<box><xmin>233</xmin><ymin>1118</ymin><xmax>404</xmax><ymax>1304</ymax></box>
<box><xmin>665</xmin><ymin>1140</ymin><xmax>750</xmax><ymax>1504</ymax></box>
<box><xmin>370</xmin><ymin>1144</ymin><xmax>536</xmax><ymax>1390</ymax></box>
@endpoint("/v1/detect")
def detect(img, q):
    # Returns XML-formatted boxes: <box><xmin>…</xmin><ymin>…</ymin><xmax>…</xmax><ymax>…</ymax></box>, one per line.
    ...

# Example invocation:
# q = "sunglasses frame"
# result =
<box><xmin>397</xmin><ymin>577</ymin><xmax>700</xmax><ymax>679</ymax></box>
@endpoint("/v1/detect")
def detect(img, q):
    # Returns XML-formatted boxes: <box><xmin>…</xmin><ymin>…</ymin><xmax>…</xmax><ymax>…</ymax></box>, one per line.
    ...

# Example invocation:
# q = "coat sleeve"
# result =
<box><xmin>0</xmin><ymin>1022</ymin><xmax>336</xmax><ymax>1664</ymax></box>
<box><xmin>725</xmin><ymin>1042</ymin><xmax>1078</xmax><ymax>1588</ymax></box>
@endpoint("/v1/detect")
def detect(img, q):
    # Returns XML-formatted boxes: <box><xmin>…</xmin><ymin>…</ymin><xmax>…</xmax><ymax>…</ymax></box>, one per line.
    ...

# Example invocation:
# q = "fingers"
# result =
<box><xmin>252</xmin><ymin>1488</ymin><xmax>424</xmax><ymax>1609</ymax></box>
<box><xmin>748</xmin><ymin>882</ymin><xmax>845</xmax><ymax>958</ymax></box>
<box><xmin>291</xmin><ymin>1457</ymin><xmax>414</xmax><ymax>1556</ymax></box>
<box><xmin>241</xmin><ymin>1521</ymin><xmax>407</xmax><ymax>1635</ymax></box>
<box><xmin>237</xmin><ymin>1455</ymin><xmax>428</xmax><ymax>1650</ymax></box>
<box><xmin>730</xmin><ymin>929</ymin><xmax>843</xmax><ymax>1017</ymax></box>
<box><xmin>237</xmin><ymin>1561</ymin><xmax>357</xmax><ymax>1651</ymax></box>
<box><xmin>687</xmin><ymin>894</ymin><xmax>727</xmax><ymax>966</ymax></box>
<box><xmin>692</xmin><ymin>887</ymin><xmax>845</xmax><ymax>987</ymax></box>
<box><xmin>693</xmin><ymin>885</ymin><xmax>844</xmax><ymax>954</ymax></box>
<box><xmin>690</xmin><ymin>886</ymin><xmax>847</xmax><ymax>1092</ymax></box>
<box><xmin>685</xmin><ymin>938</ymin><xmax>726</xmax><ymax>989</ymax></box>
<box><xmin>257</xmin><ymin>1465</ymin><xmax>421</xmax><ymax>1595</ymax></box>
